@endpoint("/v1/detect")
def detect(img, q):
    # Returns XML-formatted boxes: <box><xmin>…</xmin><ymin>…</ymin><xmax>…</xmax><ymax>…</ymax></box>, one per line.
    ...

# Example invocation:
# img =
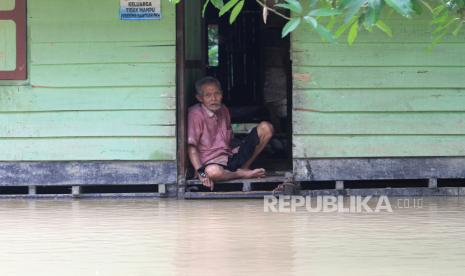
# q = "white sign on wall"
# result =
<box><xmin>120</xmin><ymin>0</ymin><xmax>161</xmax><ymax>20</ymax></box>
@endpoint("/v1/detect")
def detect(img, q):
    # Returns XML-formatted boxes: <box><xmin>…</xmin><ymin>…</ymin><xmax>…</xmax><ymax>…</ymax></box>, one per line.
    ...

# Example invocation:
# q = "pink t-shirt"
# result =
<box><xmin>188</xmin><ymin>103</ymin><xmax>233</xmax><ymax>166</ymax></box>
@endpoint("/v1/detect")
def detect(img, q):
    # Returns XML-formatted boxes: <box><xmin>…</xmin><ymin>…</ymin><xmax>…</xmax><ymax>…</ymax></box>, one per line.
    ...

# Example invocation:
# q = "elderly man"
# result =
<box><xmin>188</xmin><ymin>76</ymin><xmax>274</xmax><ymax>190</ymax></box>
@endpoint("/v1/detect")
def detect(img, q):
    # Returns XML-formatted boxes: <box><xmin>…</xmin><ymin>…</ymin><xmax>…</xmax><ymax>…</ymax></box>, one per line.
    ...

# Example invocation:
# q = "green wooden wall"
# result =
<box><xmin>292</xmin><ymin>12</ymin><xmax>465</xmax><ymax>158</ymax></box>
<box><xmin>0</xmin><ymin>20</ymin><xmax>16</xmax><ymax>71</ymax></box>
<box><xmin>0</xmin><ymin>0</ymin><xmax>176</xmax><ymax>161</ymax></box>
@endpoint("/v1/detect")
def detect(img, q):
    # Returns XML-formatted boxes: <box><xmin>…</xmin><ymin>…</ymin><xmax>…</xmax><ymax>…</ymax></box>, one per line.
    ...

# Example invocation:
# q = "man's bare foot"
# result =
<box><xmin>237</xmin><ymin>168</ymin><xmax>266</xmax><ymax>179</ymax></box>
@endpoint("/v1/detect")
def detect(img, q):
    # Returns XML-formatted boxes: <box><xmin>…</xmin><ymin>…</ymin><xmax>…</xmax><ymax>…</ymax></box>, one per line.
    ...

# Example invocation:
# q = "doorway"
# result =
<box><xmin>180</xmin><ymin>1</ymin><xmax>292</xmax><ymax>178</ymax></box>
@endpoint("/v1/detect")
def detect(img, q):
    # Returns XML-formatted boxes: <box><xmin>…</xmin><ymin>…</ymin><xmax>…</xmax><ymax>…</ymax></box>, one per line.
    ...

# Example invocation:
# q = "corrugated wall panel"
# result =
<box><xmin>0</xmin><ymin>0</ymin><xmax>176</xmax><ymax>161</ymax></box>
<box><xmin>292</xmin><ymin>10</ymin><xmax>465</xmax><ymax>158</ymax></box>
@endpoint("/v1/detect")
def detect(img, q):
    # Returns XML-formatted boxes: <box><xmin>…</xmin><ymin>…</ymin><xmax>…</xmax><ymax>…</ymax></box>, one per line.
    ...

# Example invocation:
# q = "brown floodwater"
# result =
<box><xmin>0</xmin><ymin>197</ymin><xmax>464</xmax><ymax>276</ymax></box>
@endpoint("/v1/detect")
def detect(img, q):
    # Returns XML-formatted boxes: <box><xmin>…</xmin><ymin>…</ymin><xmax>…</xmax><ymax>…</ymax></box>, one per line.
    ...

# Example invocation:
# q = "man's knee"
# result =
<box><xmin>204</xmin><ymin>164</ymin><xmax>224</xmax><ymax>179</ymax></box>
<box><xmin>257</xmin><ymin>121</ymin><xmax>274</xmax><ymax>139</ymax></box>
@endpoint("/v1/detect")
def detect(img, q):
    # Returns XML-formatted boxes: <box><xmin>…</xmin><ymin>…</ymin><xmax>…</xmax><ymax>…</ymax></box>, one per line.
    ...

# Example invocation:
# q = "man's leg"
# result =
<box><xmin>240</xmin><ymin>121</ymin><xmax>274</xmax><ymax>170</ymax></box>
<box><xmin>205</xmin><ymin>164</ymin><xmax>265</xmax><ymax>181</ymax></box>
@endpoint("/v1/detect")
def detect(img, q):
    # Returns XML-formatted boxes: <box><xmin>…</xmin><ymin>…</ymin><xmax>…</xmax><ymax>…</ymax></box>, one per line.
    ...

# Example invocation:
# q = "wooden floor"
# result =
<box><xmin>182</xmin><ymin>174</ymin><xmax>465</xmax><ymax>199</ymax></box>
<box><xmin>184</xmin><ymin>171</ymin><xmax>294</xmax><ymax>199</ymax></box>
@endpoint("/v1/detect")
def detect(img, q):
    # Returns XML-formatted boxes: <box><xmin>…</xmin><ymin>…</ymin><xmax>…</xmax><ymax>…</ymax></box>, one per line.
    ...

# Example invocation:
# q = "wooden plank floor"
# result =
<box><xmin>186</xmin><ymin>174</ymin><xmax>290</xmax><ymax>185</ymax></box>
<box><xmin>184</xmin><ymin>172</ymin><xmax>294</xmax><ymax>199</ymax></box>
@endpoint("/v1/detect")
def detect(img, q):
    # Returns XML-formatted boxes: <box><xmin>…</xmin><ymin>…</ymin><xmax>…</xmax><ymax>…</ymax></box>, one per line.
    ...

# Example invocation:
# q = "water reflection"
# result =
<box><xmin>0</xmin><ymin>198</ymin><xmax>464</xmax><ymax>275</ymax></box>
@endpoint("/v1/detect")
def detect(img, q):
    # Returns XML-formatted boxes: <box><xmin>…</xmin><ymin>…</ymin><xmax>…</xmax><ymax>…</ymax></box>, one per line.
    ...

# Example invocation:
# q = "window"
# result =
<box><xmin>0</xmin><ymin>0</ymin><xmax>26</xmax><ymax>80</ymax></box>
<box><xmin>207</xmin><ymin>24</ymin><xmax>219</xmax><ymax>67</ymax></box>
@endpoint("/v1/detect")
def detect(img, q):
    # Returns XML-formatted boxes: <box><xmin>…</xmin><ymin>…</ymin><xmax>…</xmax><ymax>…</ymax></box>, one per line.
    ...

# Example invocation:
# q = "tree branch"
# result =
<box><xmin>255</xmin><ymin>0</ymin><xmax>291</xmax><ymax>20</ymax></box>
<box><xmin>419</xmin><ymin>0</ymin><xmax>434</xmax><ymax>14</ymax></box>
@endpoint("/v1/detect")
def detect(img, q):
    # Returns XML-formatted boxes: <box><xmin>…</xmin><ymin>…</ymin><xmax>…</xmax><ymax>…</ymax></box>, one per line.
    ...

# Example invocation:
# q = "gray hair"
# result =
<box><xmin>195</xmin><ymin>76</ymin><xmax>222</xmax><ymax>96</ymax></box>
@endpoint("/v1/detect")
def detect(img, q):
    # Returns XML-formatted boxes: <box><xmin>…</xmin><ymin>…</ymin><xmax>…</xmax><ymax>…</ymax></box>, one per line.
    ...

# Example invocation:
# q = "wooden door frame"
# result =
<box><xmin>176</xmin><ymin>2</ymin><xmax>295</xmax><ymax>194</ymax></box>
<box><xmin>176</xmin><ymin>2</ymin><xmax>187</xmax><ymax>196</ymax></box>
<box><xmin>176</xmin><ymin>1</ymin><xmax>209</xmax><ymax>197</ymax></box>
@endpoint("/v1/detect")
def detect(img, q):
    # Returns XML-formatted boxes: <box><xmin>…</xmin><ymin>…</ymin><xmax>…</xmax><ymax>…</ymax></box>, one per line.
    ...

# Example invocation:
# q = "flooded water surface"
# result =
<box><xmin>0</xmin><ymin>197</ymin><xmax>464</xmax><ymax>276</ymax></box>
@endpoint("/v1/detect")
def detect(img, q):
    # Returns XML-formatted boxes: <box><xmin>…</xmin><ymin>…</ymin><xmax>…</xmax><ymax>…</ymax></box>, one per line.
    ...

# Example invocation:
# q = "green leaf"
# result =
<box><xmin>315</xmin><ymin>24</ymin><xmax>336</xmax><ymax>43</ymax></box>
<box><xmin>339</xmin><ymin>0</ymin><xmax>353</xmax><ymax>9</ymax></box>
<box><xmin>202</xmin><ymin>0</ymin><xmax>211</xmax><ymax>17</ymax></box>
<box><xmin>376</xmin><ymin>20</ymin><xmax>393</xmax><ymax>37</ymax></box>
<box><xmin>309</xmin><ymin>0</ymin><xmax>318</xmax><ymax>9</ymax></box>
<box><xmin>229</xmin><ymin>0</ymin><xmax>244</xmax><ymax>24</ymax></box>
<box><xmin>433</xmin><ymin>17</ymin><xmax>457</xmax><ymax>34</ymax></box>
<box><xmin>432</xmin><ymin>12</ymin><xmax>449</xmax><ymax>25</ymax></box>
<box><xmin>341</xmin><ymin>0</ymin><xmax>366</xmax><ymax>23</ymax></box>
<box><xmin>347</xmin><ymin>20</ymin><xmax>359</xmax><ymax>45</ymax></box>
<box><xmin>432</xmin><ymin>4</ymin><xmax>445</xmax><ymax>16</ymax></box>
<box><xmin>276</xmin><ymin>0</ymin><xmax>303</xmax><ymax>14</ymax></box>
<box><xmin>286</xmin><ymin>0</ymin><xmax>303</xmax><ymax>14</ymax></box>
<box><xmin>453</xmin><ymin>21</ymin><xmax>464</xmax><ymax>36</ymax></box>
<box><xmin>384</xmin><ymin>0</ymin><xmax>414</xmax><ymax>17</ymax></box>
<box><xmin>365</xmin><ymin>0</ymin><xmax>383</xmax><ymax>28</ymax></box>
<box><xmin>304</xmin><ymin>15</ymin><xmax>318</xmax><ymax>29</ymax></box>
<box><xmin>308</xmin><ymin>8</ymin><xmax>342</xmax><ymax>17</ymax></box>
<box><xmin>211</xmin><ymin>0</ymin><xmax>224</xmax><ymax>9</ymax></box>
<box><xmin>219</xmin><ymin>0</ymin><xmax>239</xmax><ymax>17</ymax></box>
<box><xmin>202</xmin><ymin>0</ymin><xmax>210</xmax><ymax>17</ymax></box>
<box><xmin>326</xmin><ymin>16</ymin><xmax>337</xmax><ymax>30</ymax></box>
<box><xmin>411</xmin><ymin>0</ymin><xmax>422</xmax><ymax>14</ymax></box>
<box><xmin>335</xmin><ymin>16</ymin><xmax>358</xmax><ymax>37</ymax></box>
<box><xmin>282</xmin><ymin>17</ymin><xmax>302</xmax><ymax>37</ymax></box>
<box><xmin>428</xmin><ymin>31</ymin><xmax>446</xmax><ymax>50</ymax></box>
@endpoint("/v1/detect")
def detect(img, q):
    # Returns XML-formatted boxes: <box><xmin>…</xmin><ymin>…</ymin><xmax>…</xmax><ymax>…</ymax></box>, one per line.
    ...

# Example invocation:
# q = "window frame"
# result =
<box><xmin>0</xmin><ymin>0</ymin><xmax>27</xmax><ymax>80</ymax></box>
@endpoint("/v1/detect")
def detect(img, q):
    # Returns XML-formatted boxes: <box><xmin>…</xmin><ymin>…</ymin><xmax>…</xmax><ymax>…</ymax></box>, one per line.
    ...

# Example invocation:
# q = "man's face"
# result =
<box><xmin>196</xmin><ymin>83</ymin><xmax>223</xmax><ymax>112</ymax></box>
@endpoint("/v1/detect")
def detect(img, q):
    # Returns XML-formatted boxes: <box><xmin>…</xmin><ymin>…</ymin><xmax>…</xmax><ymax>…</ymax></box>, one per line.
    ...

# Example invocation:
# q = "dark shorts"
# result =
<box><xmin>199</xmin><ymin>127</ymin><xmax>260</xmax><ymax>173</ymax></box>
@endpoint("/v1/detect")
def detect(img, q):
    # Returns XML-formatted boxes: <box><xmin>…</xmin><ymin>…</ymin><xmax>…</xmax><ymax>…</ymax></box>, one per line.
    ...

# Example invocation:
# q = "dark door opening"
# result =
<box><xmin>184</xmin><ymin>1</ymin><xmax>292</xmax><ymax>176</ymax></box>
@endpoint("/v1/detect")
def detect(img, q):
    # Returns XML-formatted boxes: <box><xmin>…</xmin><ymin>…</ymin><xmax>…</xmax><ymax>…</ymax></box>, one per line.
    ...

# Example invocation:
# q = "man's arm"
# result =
<box><xmin>188</xmin><ymin>145</ymin><xmax>214</xmax><ymax>190</ymax></box>
<box><xmin>187</xmin><ymin>145</ymin><xmax>202</xmax><ymax>171</ymax></box>
<box><xmin>188</xmin><ymin>109</ymin><xmax>214</xmax><ymax>190</ymax></box>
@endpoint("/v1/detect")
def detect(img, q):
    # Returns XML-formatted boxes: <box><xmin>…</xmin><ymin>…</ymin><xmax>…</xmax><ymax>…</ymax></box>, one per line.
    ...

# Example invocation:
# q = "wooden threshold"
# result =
<box><xmin>186</xmin><ymin>174</ymin><xmax>291</xmax><ymax>185</ymax></box>
<box><xmin>184</xmin><ymin>191</ymin><xmax>276</xmax><ymax>199</ymax></box>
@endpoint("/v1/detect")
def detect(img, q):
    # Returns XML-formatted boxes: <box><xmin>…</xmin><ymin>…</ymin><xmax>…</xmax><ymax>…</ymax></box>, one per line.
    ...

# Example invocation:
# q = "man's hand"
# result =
<box><xmin>198</xmin><ymin>173</ymin><xmax>214</xmax><ymax>191</ymax></box>
<box><xmin>189</xmin><ymin>145</ymin><xmax>214</xmax><ymax>190</ymax></box>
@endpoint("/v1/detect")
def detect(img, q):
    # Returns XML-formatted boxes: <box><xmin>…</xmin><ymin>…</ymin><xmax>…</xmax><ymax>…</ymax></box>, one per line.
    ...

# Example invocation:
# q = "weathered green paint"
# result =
<box><xmin>293</xmin><ymin>67</ymin><xmax>465</xmax><ymax>89</ymax></box>
<box><xmin>0</xmin><ymin>0</ymin><xmax>15</xmax><ymax>11</ymax></box>
<box><xmin>293</xmin><ymin>17</ymin><xmax>464</xmax><ymax>43</ymax></box>
<box><xmin>30</xmin><ymin>63</ymin><xmax>175</xmax><ymax>87</ymax></box>
<box><xmin>0</xmin><ymin>0</ymin><xmax>176</xmax><ymax>161</ymax></box>
<box><xmin>0</xmin><ymin>110</ymin><xmax>175</xmax><ymax>137</ymax></box>
<box><xmin>31</xmin><ymin>42</ymin><xmax>175</xmax><ymax>65</ymax></box>
<box><xmin>0</xmin><ymin>20</ymin><xmax>16</xmax><ymax>70</ymax></box>
<box><xmin>292</xmin><ymin>43</ymin><xmax>465</xmax><ymax>66</ymax></box>
<box><xmin>0</xmin><ymin>86</ymin><xmax>175</xmax><ymax>112</ymax></box>
<box><xmin>293</xmin><ymin>89</ymin><xmax>465</xmax><ymax>112</ymax></box>
<box><xmin>294</xmin><ymin>136</ymin><xmax>465</xmax><ymax>158</ymax></box>
<box><xmin>29</xmin><ymin>0</ymin><xmax>175</xmax><ymax>43</ymax></box>
<box><xmin>0</xmin><ymin>138</ymin><xmax>176</xmax><ymax>160</ymax></box>
<box><xmin>292</xmin><ymin>5</ymin><xmax>465</xmax><ymax>158</ymax></box>
<box><xmin>293</xmin><ymin>112</ymin><xmax>465</xmax><ymax>135</ymax></box>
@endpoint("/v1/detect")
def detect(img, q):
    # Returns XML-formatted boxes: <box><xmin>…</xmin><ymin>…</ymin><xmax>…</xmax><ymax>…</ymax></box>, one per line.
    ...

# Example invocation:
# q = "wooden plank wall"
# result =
<box><xmin>0</xmin><ymin>20</ymin><xmax>16</xmax><ymax>70</ymax></box>
<box><xmin>0</xmin><ymin>0</ymin><xmax>176</xmax><ymax>161</ymax></box>
<box><xmin>292</xmin><ymin>10</ymin><xmax>465</xmax><ymax>158</ymax></box>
